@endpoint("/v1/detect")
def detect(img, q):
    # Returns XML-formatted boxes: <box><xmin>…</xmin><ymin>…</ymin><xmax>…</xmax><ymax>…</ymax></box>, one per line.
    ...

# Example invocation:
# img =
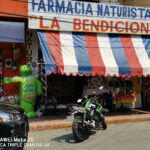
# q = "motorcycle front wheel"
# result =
<box><xmin>101</xmin><ymin>119</ymin><xmax>107</xmax><ymax>130</ymax></box>
<box><xmin>72</xmin><ymin>116</ymin><xmax>89</xmax><ymax>142</ymax></box>
<box><xmin>98</xmin><ymin>113</ymin><xmax>107</xmax><ymax>130</ymax></box>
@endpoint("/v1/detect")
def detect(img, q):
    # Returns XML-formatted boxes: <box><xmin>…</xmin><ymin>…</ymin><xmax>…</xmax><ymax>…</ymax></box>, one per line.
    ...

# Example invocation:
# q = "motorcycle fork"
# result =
<box><xmin>82</xmin><ymin>111</ymin><xmax>86</xmax><ymax>126</ymax></box>
<box><xmin>83</xmin><ymin>100</ymin><xmax>90</xmax><ymax>126</ymax></box>
<box><xmin>96</xmin><ymin>102</ymin><xmax>103</xmax><ymax>113</ymax></box>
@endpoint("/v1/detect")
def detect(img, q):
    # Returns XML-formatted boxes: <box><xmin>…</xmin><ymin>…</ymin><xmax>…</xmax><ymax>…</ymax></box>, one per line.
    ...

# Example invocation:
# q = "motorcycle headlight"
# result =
<box><xmin>0</xmin><ymin>111</ymin><xmax>21</xmax><ymax>123</ymax></box>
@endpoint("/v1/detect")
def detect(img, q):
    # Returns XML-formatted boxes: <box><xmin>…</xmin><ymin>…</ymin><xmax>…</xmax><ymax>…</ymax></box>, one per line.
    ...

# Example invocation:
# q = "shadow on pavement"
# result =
<box><xmin>51</xmin><ymin>130</ymin><xmax>97</xmax><ymax>144</ymax></box>
<box><xmin>51</xmin><ymin>133</ymin><xmax>76</xmax><ymax>143</ymax></box>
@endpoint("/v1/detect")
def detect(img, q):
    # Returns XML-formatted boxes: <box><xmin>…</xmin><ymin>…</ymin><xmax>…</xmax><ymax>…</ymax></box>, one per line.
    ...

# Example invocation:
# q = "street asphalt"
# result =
<box><xmin>25</xmin><ymin>121</ymin><xmax>150</xmax><ymax>150</ymax></box>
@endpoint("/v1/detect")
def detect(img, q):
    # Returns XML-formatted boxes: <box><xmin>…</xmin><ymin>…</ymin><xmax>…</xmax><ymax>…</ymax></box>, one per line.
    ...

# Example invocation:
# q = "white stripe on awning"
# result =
<box><xmin>60</xmin><ymin>32</ymin><xmax>78</xmax><ymax>74</ymax></box>
<box><xmin>131</xmin><ymin>35</ymin><xmax>150</xmax><ymax>75</ymax></box>
<box><xmin>97</xmin><ymin>34</ymin><xmax>118</xmax><ymax>76</ymax></box>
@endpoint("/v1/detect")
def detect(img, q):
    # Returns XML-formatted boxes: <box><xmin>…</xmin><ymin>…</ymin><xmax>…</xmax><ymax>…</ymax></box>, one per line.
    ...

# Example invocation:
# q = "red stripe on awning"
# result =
<box><xmin>120</xmin><ymin>35</ymin><xmax>143</xmax><ymax>76</ymax></box>
<box><xmin>85</xmin><ymin>33</ymin><xmax>105</xmax><ymax>76</ymax></box>
<box><xmin>46</xmin><ymin>31</ymin><xmax>64</xmax><ymax>74</ymax></box>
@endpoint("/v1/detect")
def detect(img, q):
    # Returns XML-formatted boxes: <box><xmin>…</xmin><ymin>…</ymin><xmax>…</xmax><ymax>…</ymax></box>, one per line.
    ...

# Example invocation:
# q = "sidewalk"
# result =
<box><xmin>29</xmin><ymin>109</ymin><xmax>150</xmax><ymax>132</ymax></box>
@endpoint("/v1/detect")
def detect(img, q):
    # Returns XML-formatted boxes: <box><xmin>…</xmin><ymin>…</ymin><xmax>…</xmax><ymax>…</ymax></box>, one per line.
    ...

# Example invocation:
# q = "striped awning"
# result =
<box><xmin>38</xmin><ymin>31</ymin><xmax>150</xmax><ymax>77</ymax></box>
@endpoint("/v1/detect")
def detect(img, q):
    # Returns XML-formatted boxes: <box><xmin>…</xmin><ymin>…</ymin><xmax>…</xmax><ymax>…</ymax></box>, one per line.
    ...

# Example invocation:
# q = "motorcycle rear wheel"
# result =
<box><xmin>72</xmin><ymin>116</ymin><xmax>89</xmax><ymax>142</ymax></box>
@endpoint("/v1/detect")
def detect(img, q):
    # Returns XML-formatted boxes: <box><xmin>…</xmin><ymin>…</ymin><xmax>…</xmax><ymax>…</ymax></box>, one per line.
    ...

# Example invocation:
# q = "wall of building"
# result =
<box><xmin>0</xmin><ymin>0</ymin><xmax>27</xmax><ymax>18</ymax></box>
<box><xmin>123</xmin><ymin>0</ymin><xmax>150</xmax><ymax>7</ymax></box>
<box><xmin>0</xmin><ymin>0</ymin><xmax>27</xmax><ymax>96</ymax></box>
<box><xmin>77</xmin><ymin>0</ymin><xmax>122</xmax><ymax>4</ymax></box>
<box><xmin>133</xmin><ymin>0</ymin><xmax>150</xmax><ymax>7</ymax></box>
<box><xmin>99</xmin><ymin>0</ymin><xmax>121</xmax><ymax>4</ymax></box>
<box><xmin>2</xmin><ymin>43</ymin><xmax>26</xmax><ymax>96</ymax></box>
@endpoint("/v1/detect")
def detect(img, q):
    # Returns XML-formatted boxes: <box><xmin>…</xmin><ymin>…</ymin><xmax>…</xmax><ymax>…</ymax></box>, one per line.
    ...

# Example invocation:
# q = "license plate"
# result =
<box><xmin>67</xmin><ymin>115</ymin><xmax>74</xmax><ymax>122</ymax></box>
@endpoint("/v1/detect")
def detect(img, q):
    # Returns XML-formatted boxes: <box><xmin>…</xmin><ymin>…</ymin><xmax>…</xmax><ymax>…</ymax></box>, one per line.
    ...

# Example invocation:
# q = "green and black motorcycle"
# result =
<box><xmin>67</xmin><ymin>86</ymin><xmax>107</xmax><ymax>142</ymax></box>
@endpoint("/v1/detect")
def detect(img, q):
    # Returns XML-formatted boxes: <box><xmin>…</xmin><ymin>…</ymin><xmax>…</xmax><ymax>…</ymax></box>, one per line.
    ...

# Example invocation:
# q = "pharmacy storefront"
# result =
<box><xmin>28</xmin><ymin>0</ymin><xmax>150</xmax><ymax>110</ymax></box>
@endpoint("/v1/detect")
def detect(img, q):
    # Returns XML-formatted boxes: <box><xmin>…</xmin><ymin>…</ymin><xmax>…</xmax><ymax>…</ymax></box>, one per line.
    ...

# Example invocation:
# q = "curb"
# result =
<box><xmin>29</xmin><ymin>114</ymin><xmax>150</xmax><ymax>132</ymax></box>
<box><xmin>105</xmin><ymin>114</ymin><xmax>150</xmax><ymax>124</ymax></box>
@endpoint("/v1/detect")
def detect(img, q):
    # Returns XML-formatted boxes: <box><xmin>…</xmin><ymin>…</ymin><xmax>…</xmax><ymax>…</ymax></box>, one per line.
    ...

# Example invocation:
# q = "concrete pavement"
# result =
<box><xmin>25</xmin><ymin>121</ymin><xmax>150</xmax><ymax>150</ymax></box>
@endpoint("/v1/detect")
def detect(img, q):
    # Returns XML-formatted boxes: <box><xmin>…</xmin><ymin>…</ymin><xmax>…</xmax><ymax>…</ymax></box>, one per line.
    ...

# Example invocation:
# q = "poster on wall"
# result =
<box><xmin>29</xmin><ymin>0</ymin><xmax>150</xmax><ymax>35</ymax></box>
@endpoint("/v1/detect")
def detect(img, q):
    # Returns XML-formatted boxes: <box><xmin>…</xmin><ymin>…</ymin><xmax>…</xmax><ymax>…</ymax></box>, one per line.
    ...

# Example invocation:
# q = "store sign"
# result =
<box><xmin>26</xmin><ymin>29</ymin><xmax>39</xmax><ymax>78</ymax></box>
<box><xmin>28</xmin><ymin>0</ymin><xmax>150</xmax><ymax>35</ymax></box>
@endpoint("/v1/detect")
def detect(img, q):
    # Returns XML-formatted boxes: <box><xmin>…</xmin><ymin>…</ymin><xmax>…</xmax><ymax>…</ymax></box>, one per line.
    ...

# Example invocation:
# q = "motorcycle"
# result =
<box><xmin>67</xmin><ymin>86</ymin><xmax>107</xmax><ymax>142</ymax></box>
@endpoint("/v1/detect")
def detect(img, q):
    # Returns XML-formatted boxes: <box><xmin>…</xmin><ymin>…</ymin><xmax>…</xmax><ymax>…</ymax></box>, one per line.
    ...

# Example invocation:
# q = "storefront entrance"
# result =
<box><xmin>39</xmin><ymin>74</ymin><xmax>142</xmax><ymax>114</ymax></box>
<box><xmin>47</xmin><ymin>74</ymin><xmax>85</xmax><ymax>104</ymax></box>
<box><xmin>37</xmin><ymin>31</ymin><xmax>150</xmax><ymax>114</ymax></box>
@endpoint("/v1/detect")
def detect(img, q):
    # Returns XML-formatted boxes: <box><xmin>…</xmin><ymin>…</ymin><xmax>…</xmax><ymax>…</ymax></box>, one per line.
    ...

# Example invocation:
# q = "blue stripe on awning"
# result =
<box><xmin>0</xmin><ymin>21</ymin><xmax>24</xmax><ymax>43</ymax></box>
<box><xmin>37</xmin><ymin>31</ymin><xmax>56</xmax><ymax>74</ymax></box>
<box><xmin>72</xmin><ymin>32</ymin><xmax>92</xmax><ymax>74</ymax></box>
<box><xmin>141</xmin><ymin>35</ymin><xmax>150</xmax><ymax>59</ymax></box>
<box><xmin>109</xmin><ymin>34</ymin><xmax>131</xmax><ymax>76</ymax></box>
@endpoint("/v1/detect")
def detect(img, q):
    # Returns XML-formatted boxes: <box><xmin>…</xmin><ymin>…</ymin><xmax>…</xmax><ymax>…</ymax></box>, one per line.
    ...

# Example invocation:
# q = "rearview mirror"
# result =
<box><xmin>99</xmin><ymin>86</ymin><xmax>104</xmax><ymax>90</ymax></box>
<box><xmin>77</xmin><ymin>99</ymin><xmax>82</xmax><ymax>103</ymax></box>
<box><xmin>84</xmin><ymin>96</ymin><xmax>87</xmax><ymax>99</ymax></box>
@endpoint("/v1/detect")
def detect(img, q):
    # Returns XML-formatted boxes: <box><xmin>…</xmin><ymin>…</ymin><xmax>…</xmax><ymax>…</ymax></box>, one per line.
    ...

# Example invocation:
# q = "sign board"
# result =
<box><xmin>26</xmin><ymin>29</ymin><xmax>39</xmax><ymax>78</ymax></box>
<box><xmin>28</xmin><ymin>0</ymin><xmax>150</xmax><ymax>35</ymax></box>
